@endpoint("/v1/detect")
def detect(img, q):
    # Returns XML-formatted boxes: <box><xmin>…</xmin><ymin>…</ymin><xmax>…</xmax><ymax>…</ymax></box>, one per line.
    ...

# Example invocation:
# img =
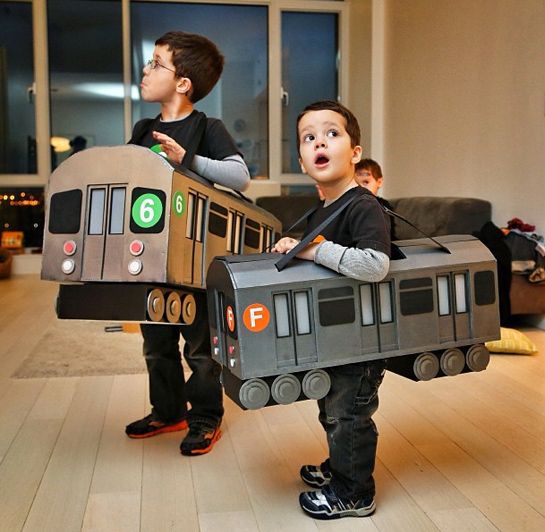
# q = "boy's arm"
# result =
<box><xmin>314</xmin><ymin>242</ymin><xmax>389</xmax><ymax>282</ymax></box>
<box><xmin>191</xmin><ymin>153</ymin><xmax>250</xmax><ymax>192</ymax></box>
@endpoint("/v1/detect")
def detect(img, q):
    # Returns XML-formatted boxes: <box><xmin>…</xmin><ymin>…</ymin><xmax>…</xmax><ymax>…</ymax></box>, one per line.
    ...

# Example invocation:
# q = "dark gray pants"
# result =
<box><xmin>318</xmin><ymin>359</ymin><xmax>386</xmax><ymax>500</ymax></box>
<box><xmin>140</xmin><ymin>292</ymin><xmax>223</xmax><ymax>426</ymax></box>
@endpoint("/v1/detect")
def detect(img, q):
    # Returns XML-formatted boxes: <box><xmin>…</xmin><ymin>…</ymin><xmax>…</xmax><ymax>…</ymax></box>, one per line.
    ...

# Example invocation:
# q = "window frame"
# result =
<box><xmin>3</xmin><ymin>0</ymin><xmax>351</xmax><ymax>188</ymax></box>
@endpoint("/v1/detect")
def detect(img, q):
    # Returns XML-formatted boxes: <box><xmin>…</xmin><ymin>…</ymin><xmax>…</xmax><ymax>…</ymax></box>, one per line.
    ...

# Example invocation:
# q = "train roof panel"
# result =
<box><xmin>214</xmin><ymin>235</ymin><xmax>495</xmax><ymax>289</ymax></box>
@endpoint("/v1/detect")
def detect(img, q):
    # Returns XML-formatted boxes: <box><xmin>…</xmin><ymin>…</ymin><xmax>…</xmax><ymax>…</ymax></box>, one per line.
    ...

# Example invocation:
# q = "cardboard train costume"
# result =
<box><xmin>42</xmin><ymin>146</ymin><xmax>500</xmax><ymax>410</ymax></box>
<box><xmin>41</xmin><ymin>145</ymin><xmax>281</xmax><ymax>324</ymax></box>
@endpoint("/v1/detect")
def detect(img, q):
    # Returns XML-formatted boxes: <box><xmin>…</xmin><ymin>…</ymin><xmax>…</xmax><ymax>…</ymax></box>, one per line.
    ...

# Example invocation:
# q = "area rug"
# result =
<box><xmin>12</xmin><ymin>320</ymin><xmax>149</xmax><ymax>378</ymax></box>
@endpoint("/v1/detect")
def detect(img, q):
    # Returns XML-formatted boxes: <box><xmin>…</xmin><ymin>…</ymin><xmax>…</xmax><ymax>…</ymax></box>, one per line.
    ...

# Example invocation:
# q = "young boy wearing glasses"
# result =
<box><xmin>125</xmin><ymin>31</ymin><xmax>250</xmax><ymax>456</ymax></box>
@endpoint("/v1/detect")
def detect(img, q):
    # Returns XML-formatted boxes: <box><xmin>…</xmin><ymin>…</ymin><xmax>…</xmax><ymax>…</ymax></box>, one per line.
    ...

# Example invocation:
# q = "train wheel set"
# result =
<box><xmin>222</xmin><ymin>367</ymin><xmax>332</xmax><ymax>410</ymax></box>
<box><xmin>147</xmin><ymin>288</ymin><xmax>197</xmax><ymax>324</ymax></box>
<box><xmin>386</xmin><ymin>343</ymin><xmax>490</xmax><ymax>382</ymax></box>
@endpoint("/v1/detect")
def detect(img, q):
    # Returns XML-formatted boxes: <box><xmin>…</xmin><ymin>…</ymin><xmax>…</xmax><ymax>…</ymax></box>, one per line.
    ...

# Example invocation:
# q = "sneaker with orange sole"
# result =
<box><xmin>125</xmin><ymin>413</ymin><xmax>188</xmax><ymax>439</ymax></box>
<box><xmin>180</xmin><ymin>422</ymin><xmax>222</xmax><ymax>456</ymax></box>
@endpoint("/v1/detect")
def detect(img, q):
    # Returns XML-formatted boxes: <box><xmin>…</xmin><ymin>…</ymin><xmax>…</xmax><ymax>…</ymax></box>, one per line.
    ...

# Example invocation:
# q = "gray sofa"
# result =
<box><xmin>255</xmin><ymin>194</ymin><xmax>544</xmax><ymax>321</ymax></box>
<box><xmin>256</xmin><ymin>195</ymin><xmax>491</xmax><ymax>241</ymax></box>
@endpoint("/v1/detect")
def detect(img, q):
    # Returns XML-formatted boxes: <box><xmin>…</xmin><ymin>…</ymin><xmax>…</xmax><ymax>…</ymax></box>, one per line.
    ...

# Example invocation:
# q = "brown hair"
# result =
<box><xmin>356</xmin><ymin>158</ymin><xmax>383</xmax><ymax>179</ymax></box>
<box><xmin>156</xmin><ymin>31</ymin><xmax>224</xmax><ymax>103</ymax></box>
<box><xmin>296</xmin><ymin>100</ymin><xmax>361</xmax><ymax>153</ymax></box>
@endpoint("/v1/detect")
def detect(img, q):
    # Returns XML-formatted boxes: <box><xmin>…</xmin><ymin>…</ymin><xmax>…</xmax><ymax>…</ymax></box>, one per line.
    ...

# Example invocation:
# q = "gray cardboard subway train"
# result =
<box><xmin>206</xmin><ymin>236</ymin><xmax>500</xmax><ymax>410</ymax></box>
<box><xmin>41</xmin><ymin>145</ymin><xmax>282</xmax><ymax>323</ymax></box>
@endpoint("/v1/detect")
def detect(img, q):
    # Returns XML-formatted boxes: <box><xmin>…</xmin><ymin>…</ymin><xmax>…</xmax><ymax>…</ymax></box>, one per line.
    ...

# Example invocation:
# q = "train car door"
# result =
<box><xmin>437</xmin><ymin>272</ymin><xmax>471</xmax><ymax>342</ymax></box>
<box><xmin>183</xmin><ymin>191</ymin><xmax>207</xmax><ymax>286</ymax></box>
<box><xmin>272</xmin><ymin>289</ymin><xmax>317</xmax><ymax>369</ymax></box>
<box><xmin>82</xmin><ymin>185</ymin><xmax>126</xmax><ymax>280</ymax></box>
<box><xmin>376</xmin><ymin>281</ymin><xmax>398</xmax><ymax>351</ymax></box>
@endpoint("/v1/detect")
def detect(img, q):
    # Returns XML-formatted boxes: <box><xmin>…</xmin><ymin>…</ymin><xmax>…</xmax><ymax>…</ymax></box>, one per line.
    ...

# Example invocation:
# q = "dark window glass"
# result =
<box><xmin>474</xmin><ymin>270</ymin><xmax>496</xmax><ymax>306</ymax></box>
<box><xmin>399</xmin><ymin>278</ymin><xmax>432</xmax><ymax>289</ymax></box>
<box><xmin>0</xmin><ymin>2</ymin><xmax>35</xmax><ymax>174</ymax></box>
<box><xmin>244</xmin><ymin>227</ymin><xmax>260</xmax><ymax>249</ymax></box>
<box><xmin>131</xmin><ymin>3</ymin><xmax>268</xmax><ymax>177</ymax></box>
<box><xmin>400</xmin><ymin>290</ymin><xmax>434</xmax><ymax>316</ymax></box>
<box><xmin>318</xmin><ymin>286</ymin><xmax>354</xmax><ymax>300</ymax></box>
<box><xmin>282</xmin><ymin>11</ymin><xmax>338</xmax><ymax>173</ymax></box>
<box><xmin>319</xmin><ymin>299</ymin><xmax>355</xmax><ymax>326</ymax></box>
<box><xmin>210</xmin><ymin>202</ymin><xmax>227</xmax><ymax>216</ymax></box>
<box><xmin>48</xmin><ymin>189</ymin><xmax>82</xmax><ymax>234</ymax></box>
<box><xmin>47</xmin><ymin>0</ymin><xmax>123</xmax><ymax>171</ymax></box>
<box><xmin>209</xmin><ymin>212</ymin><xmax>227</xmax><ymax>237</ymax></box>
<box><xmin>0</xmin><ymin>188</ymin><xmax>44</xmax><ymax>247</ymax></box>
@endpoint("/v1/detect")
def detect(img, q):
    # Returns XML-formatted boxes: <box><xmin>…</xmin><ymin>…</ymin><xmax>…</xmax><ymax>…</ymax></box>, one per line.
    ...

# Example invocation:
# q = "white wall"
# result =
<box><xmin>381</xmin><ymin>0</ymin><xmax>545</xmax><ymax>235</ymax></box>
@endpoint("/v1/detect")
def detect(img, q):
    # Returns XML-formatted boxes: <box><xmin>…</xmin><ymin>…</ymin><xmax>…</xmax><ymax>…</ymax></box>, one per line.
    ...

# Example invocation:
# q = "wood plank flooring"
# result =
<box><xmin>1</xmin><ymin>275</ymin><xmax>545</xmax><ymax>531</ymax></box>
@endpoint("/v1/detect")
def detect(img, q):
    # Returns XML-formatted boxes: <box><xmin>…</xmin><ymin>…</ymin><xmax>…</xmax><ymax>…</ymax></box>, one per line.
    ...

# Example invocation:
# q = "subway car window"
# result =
<box><xmin>48</xmin><ymin>189</ymin><xmax>82</xmax><ymax>234</ymax></box>
<box><xmin>273</xmin><ymin>293</ymin><xmax>290</xmax><ymax>337</ymax></box>
<box><xmin>88</xmin><ymin>188</ymin><xmax>106</xmax><ymax>235</ymax></box>
<box><xmin>318</xmin><ymin>286</ymin><xmax>355</xmax><ymax>326</ymax></box>
<box><xmin>359</xmin><ymin>284</ymin><xmax>375</xmax><ymax>326</ymax></box>
<box><xmin>379</xmin><ymin>282</ymin><xmax>394</xmax><ymax>323</ymax></box>
<box><xmin>437</xmin><ymin>275</ymin><xmax>451</xmax><ymax>315</ymax></box>
<box><xmin>474</xmin><ymin>270</ymin><xmax>496</xmax><ymax>306</ymax></box>
<box><xmin>244</xmin><ymin>218</ymin><xmax>260</xmax><ymax>249</ymax></box>
<box><xmin>209</xmin><ymin>202</ymin><xmax>227</xmax><ymax>238</ymax></box>
<box><xmin>294</xmin><ymin>291</ymin><xmax>311</xmax><ymax>335</ymax></box>
<box><xmin>195</xmin><ymin>196</ymin><xmax>206</xmax><ymax>242</ymax></box>
<box><xmin>455</xmin><ymin>273</ymin><xmax>468</xmax><ymax>313</ymax></box>
<box><xmin>399</xmin><ymin>277</ymin><xmax>434</xmax><ymax>316</ymax></box>
<box><xmin>186</xmin><ymin>193</ymin><xmax>196</xmax><ymax>239</ymax></box>
<box><xmin>109</xmin><ymin>187</ymin><xmax>125</xmax><ymax>234</ymax></box>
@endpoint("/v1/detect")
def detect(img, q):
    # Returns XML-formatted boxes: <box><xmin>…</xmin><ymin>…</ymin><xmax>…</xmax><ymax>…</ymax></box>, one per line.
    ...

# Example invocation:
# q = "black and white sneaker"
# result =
<box><xmin>300</xmin><ymin>462</ymin><xmax>332</xmax><ymax>488</ymax></box>
<box><xmin>299</xmin><ymin>485</ymin><xmax>376</xmax><ymax>520</ymax></box>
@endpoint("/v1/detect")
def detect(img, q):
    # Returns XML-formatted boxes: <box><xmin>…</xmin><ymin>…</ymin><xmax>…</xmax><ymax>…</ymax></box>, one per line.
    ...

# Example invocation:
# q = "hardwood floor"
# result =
<box><xmin>1</xmin><ymin>275</ymin><xmax>545</xmax><ymax>531</ymax></box>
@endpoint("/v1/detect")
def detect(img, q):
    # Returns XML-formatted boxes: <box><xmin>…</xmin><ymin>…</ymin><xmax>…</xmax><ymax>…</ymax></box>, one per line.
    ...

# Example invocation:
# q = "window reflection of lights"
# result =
<box><xmin>75</xmin><ymin>83</ymin><xmax>140</xmax><ymax>100</ymax></box>
<box><xmin>50</xmin><ymin>136</ymin><xmax>71</xmax><ymax>153</ymax></box>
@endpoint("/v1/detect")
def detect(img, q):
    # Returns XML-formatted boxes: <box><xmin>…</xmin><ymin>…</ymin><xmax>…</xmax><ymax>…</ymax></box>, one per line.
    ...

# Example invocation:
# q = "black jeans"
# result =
<box><xmin>317</xmin><ymin>359</ymin><xmax>386</xmax><ymax>500</ymax></box>
<box><xmin>140</xmin><ymin>291</ymin><xmax>223</xmax><ymax>427</ymax></box>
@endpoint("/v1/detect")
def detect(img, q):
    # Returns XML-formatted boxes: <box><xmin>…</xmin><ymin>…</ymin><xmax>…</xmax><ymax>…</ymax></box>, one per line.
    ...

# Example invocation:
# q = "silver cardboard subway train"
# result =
<box><xmin>41</xmin><ymin>145</ymin><xmax>281</xmax><ymax>324</ymax></box>
<box><xmin>206</xmin><ymin>236</ymin><xmax>500</xmax><ymax>409</ymax></box>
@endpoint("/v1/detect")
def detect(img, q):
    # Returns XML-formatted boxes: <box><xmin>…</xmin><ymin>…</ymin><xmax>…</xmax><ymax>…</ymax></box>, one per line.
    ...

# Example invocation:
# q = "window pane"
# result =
<box><xmin>109</xmin><ymin>187</ymin><xmax>125</xmax><ymax>235</ymax></box>
<box><xmin>379</xmin><ymin>282</ymin><xmax>393</xmax><ymax>323</ymax></box>
<box><xmin>294</xmin><ymin>291</ymin><xmax>311</xmax><ymax>335</ymax></box>
<box><xmin>455</xmin><ymin>273</ymin><xmax>468</xmax><ymax>313</ymax></box>
<box><xmin>359</xmin><ymin>284</ymin><xmax>374</xmax><ymax>326</ymax></box>
<box><xmin>0</xmin><ymin>2</ymin><xmax>35</xmax><ymax>174</ymax></box>
<box><xmin>88</xmin><ymin>188</ymin><xmax>105</xmax><ymax>235</ymax></box>
<box><xmin>274</xmin><ymin>293</ymin><xmax>290</xmax><ymax>337</ymax></box>
<box><xmin>437</xmin><ymin>276</ymin><xmax>450</xmax><ymax>316</ymax></box>
<box><xmin>281</xmin><ymin>11</ymin><xmax>338</xmax><ymax>173</ymax></box>
<box><xmin>48</xmin><ymin>0</ymin><xmax>124</xmax><ymax>170</ymax></box>
<box><xmin>130</xmin><ymin>3</ymin><xmax>268</xmax><ymax>177</ymax></box>
<box><xmin>474</xmin><ymin>270</ymin><xmax>496</xmax><ymax>306</ymax></box>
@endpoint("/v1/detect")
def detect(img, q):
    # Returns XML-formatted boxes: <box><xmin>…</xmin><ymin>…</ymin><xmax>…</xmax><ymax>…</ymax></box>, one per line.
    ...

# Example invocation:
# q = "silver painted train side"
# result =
<box><xmin>41</xmin><ymin>145</ymin><xmax>281</xmax><ymax>324</ymax></box>
<box><xmin>206</xmin><ymin>235</ymin><xmax>500</xmax><ymax>409</ymax></box>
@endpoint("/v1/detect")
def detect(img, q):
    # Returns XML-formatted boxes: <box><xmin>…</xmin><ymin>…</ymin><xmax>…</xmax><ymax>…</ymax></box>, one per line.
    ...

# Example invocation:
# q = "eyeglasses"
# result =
<box><xmin>145</xmin><ymin>59</ymin><xmax>176</xmax><ymax>73</ymax></box>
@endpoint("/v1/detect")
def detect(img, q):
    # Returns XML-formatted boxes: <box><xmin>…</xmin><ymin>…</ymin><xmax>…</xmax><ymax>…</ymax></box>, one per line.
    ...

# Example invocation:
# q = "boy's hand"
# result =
<box><xmin>272</xmin><ymin>237</ymin><xmax>319</xmax><ymax>261</ymax></box>
<box><xmin>152</xmin><ymin>131</ymin><xmax>187</xmax><ymax>164</ymax></box>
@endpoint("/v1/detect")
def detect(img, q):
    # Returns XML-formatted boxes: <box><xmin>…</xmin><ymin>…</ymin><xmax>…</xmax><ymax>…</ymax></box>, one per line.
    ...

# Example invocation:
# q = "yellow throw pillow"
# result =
<box><xmin>485</xmin><ymin>327</ymin><xmax>538</xmax><ymax>355</ymax></box>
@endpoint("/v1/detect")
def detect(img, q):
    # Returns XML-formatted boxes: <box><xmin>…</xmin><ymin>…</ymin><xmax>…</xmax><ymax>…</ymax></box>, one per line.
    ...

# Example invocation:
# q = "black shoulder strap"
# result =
<box><xmin>381</xmin><ymin>204</ymin><xmax>451</xmax><ymax>254</ymax></box>
<box><xmin>181</xmin><ymin>111</ymin><xmax>207</xmax><ymax>168</ymax></box>
<box><xmin>275</xmin><ymin>193</ymin><xmax>359</xmax><ymax>271</ymax></box>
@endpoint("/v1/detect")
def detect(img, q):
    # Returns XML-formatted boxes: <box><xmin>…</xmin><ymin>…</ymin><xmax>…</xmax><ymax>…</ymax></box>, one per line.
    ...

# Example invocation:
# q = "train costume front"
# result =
<box><xmin>41</xmin><ymin>145</ymin><xmax>282</xmax><ymax>323</ymax></box>
<box><xmin>206</xmin><ymin>236</ymin><xmax>500</xmax><ymax>409</ymax></box>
